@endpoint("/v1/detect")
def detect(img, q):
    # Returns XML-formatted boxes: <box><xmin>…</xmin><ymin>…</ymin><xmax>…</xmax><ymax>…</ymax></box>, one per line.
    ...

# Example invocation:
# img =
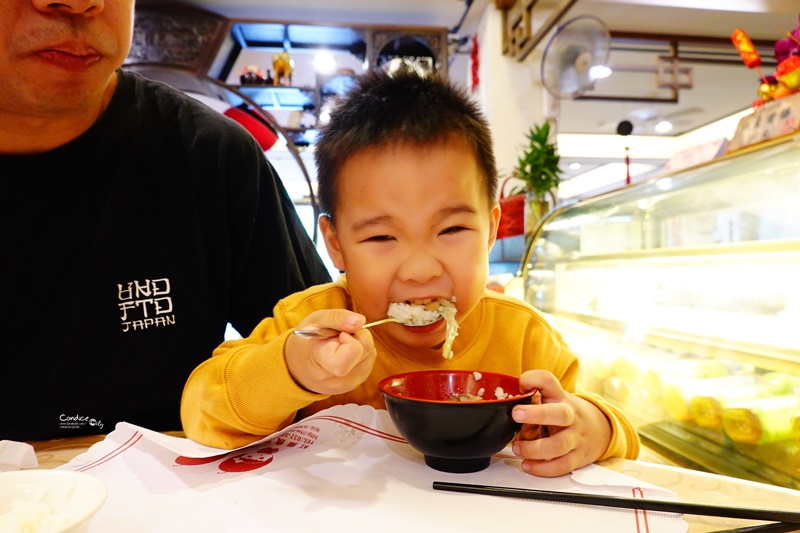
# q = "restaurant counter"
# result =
<box><xmin>29</xmin><ymin>431</ymin><xmax>800</xmax><ymax>533</ymax></box>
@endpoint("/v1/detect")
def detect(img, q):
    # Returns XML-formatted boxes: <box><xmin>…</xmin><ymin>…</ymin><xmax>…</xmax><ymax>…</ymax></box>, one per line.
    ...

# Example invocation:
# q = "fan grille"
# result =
<box><xmin>541</xmin><ymin>15</ymin><xmax>611</xmax><ymax>100</ymax></box>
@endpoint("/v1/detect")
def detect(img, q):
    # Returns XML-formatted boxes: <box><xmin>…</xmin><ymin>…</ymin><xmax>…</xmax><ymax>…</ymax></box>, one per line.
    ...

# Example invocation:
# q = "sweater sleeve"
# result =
<box><xmin>181</xmin><ymin>313</ymin><xmax>328</xmax><ymax>449</ymax></box>
<box><xmin>575</xmin><ymin>391</ymin><xmax>641</xmax><ymax>460</ymax></box>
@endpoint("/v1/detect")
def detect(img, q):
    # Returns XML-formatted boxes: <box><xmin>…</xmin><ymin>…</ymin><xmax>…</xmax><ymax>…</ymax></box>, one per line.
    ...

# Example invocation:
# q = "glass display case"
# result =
<box><xmin>517</xmin><ymin>135</ymin><xmax>800</xmax><ymax>489</ymax></box>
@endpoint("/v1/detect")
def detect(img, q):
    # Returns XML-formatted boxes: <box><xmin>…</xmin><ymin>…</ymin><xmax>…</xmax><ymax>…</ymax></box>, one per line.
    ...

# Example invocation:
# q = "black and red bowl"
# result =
<box><xmin>378</xmin><ymin>370</ymin><xmax>535</xmax><ymax>473</ymax></box>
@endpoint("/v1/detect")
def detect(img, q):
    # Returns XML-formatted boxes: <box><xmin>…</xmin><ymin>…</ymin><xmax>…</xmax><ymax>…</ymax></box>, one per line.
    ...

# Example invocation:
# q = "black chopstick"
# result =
<box><xmin>711</xmin><ymin>523</ymin><xmax>800</xmax><ymax>532</ymax></box>
<box><xmin>432</xmin><ymin>481</ymin><xmax>800</xmax><ymax>525</ymax></box>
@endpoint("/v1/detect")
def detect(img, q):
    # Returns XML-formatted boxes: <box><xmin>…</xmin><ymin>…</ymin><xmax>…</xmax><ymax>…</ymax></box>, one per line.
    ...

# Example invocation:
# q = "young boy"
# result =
<box><xmin>181</xmin><ymin>68</ymin><xmax>639</xmax><ymax>477</ymax></box>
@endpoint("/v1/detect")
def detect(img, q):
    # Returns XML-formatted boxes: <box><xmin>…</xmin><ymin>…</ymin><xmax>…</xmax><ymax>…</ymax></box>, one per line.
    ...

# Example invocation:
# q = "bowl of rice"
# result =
<box><xmin>378</xmin><ymin>370</ymin><xmax>535</xmax><ymax>473</ymax></box>
<box><xmin>0</xmin><ymin>470</ymin><xmax>107</xmax><ymax>532</ymax></box>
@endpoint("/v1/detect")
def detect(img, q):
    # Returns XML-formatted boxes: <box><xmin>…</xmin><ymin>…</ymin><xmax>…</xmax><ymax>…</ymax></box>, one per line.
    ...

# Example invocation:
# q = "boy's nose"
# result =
<box><xmin>397</xmin><ymin>249</ymin><xmax>443</xmax><ymax>284</ymax></box>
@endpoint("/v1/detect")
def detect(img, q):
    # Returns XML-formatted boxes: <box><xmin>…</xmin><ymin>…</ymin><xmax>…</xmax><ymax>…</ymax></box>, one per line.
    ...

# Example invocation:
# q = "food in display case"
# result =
<box><xmin>689</xmin><ymin>373</ymin><xmax>793</xmax><ymax>429</ymax></box>
<box><xmin>793</xmin><ymin>410</ymin><xmax>800</xmax><ymax>443</ymax></box>
<box><xmin>516</xmin><ymin>136</ymin><xmax>800</xmax><ymax>489</ymax></box>
<box><xmin>723</xmin><ymin>395</ymin><xmax>800</xmax><ymax>444</ymax></box>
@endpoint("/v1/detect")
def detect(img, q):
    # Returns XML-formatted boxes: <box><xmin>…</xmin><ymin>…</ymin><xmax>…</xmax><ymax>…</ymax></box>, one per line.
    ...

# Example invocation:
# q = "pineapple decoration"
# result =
<box><xmin>272</xmin><ymin>50</ymin><xmax>294</xmax><ymax>86</ymax></box>
<box><xmin>732</xmin><ymin>19</ymin><xmax>800</xmax><ymax>106</ymax></box>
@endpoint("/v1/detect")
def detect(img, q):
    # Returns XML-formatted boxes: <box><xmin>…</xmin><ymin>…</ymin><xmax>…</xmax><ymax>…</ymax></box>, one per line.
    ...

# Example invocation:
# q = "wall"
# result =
<box><xmin>468</xmin><ymin>4</ymin><xmax>753</xmax><ymax>202</ymax></box>
<box><xmin>473</xmin><ymin>7</ymin><xmax>548</xmax><ymax>187</ymax></box>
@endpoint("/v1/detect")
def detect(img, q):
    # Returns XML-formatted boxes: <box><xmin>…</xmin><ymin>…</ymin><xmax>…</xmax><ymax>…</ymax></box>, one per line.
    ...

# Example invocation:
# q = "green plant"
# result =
<box><xmin>510</xmin><ymin>121</ymin><xmax>562</xmax><ymax>199</ymax></box>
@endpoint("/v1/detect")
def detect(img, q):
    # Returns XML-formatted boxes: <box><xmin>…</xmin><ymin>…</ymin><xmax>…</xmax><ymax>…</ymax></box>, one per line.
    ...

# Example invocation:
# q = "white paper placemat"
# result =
<box><xmin>59</xmin><ymin>404</ymin><xmax>687</xmax><ymax>532</ymax></box>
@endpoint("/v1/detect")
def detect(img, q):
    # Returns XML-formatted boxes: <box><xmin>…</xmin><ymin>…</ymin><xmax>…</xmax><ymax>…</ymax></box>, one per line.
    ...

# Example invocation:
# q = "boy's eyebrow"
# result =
<box><xmin>442</xmin><ymin>204</ymin><xmax>480</xmax><ymax>216</ymax></box>
<box><xmin>351</xmin><ymin>215</ymin><xmax>393</xmax><ymax>233</ymax></box>
<box><xmin>350</xmin><ymin>205</ymin><xmax>479</xmax><ymax>233</ymax></box>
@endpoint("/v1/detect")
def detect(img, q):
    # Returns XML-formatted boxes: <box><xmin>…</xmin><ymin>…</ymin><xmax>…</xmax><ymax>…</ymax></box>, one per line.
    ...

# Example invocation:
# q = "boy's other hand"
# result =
<box><xmin>285</xmin><ymin>310</ymin><xmax>378</xmax><ymax>395</ymax></box>
<box><xmin>510</xmin><ymin>370</ymin><xmax>613</xmax><ymax>477</ymax></box>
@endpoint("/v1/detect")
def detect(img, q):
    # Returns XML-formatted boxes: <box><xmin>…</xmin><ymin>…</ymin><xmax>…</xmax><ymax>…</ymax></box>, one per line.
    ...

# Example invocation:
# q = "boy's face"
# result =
<box><xmin>320</xmin><ymin>136</ymin><xmax>500</xmax><ymax>351</ymax></box>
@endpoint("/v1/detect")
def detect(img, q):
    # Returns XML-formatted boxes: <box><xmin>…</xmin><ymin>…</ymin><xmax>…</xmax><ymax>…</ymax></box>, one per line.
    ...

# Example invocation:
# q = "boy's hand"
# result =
<box><xmin>285</xmin><ymin>310</ymin><xmax>378</xmax><ymax>395</ymax></box>
<box><xmin>510</xmin><ymin>370</ymin><xmax>612</xmax><ymax>477</ymax></box>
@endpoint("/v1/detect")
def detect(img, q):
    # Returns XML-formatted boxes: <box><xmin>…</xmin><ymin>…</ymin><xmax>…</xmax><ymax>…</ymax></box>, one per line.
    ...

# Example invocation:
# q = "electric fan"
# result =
<box><xmin>540</xmin><ymin>15</ymin><xmax>611</xmax><ymax>99</ymax></box>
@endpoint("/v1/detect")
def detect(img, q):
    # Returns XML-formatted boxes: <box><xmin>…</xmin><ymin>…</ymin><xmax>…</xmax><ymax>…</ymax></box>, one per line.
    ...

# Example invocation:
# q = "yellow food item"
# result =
<box><xmin>661</xmin><ymin>374</ymin><xmax>749</xmax><ymax>422</ymax></box>
<box><xmin>722</xmin><ymin>395</ymin><xmax>800</xmax><ymax>444</ymax></box>
<box><xmin>450</xmin><ymin>393</ymin><xmax>484</xmax><ymax>402</ymax></box>
<box><xmin>689</xmin><ymin>378</ymin><xmax>787</xmax><ymax>429</ymax></box>
<box><xmin>439</xmin><ymin>300</ymin><xmax>458</xmax><ymax>360</ymax></box>
<box><xmin>662</xmin><ymin>384</ymin><xmax>693</xmax><ymax>421</ymax></box>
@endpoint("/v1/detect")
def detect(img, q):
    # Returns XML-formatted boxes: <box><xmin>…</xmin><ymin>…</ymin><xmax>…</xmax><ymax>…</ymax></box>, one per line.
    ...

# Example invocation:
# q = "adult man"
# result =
<box><xmin>0</xmin><ymin>0</ymin><xmax>331</xmax><ymax>440</ymax></box>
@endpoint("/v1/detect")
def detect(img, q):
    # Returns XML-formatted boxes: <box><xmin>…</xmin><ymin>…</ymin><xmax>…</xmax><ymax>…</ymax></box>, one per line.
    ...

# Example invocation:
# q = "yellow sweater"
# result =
<box><xmin>181</xmin><ymin>277</ymin><xmax>640</xmax><ymax>460</ymax></box>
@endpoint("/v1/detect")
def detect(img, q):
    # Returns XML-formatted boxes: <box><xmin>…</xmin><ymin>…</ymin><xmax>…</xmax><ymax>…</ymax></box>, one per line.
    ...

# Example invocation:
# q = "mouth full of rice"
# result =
<box><xmin>387</xmin><ymin>298</ymin><xmax>459</xmax><ymax>359</ymax></box>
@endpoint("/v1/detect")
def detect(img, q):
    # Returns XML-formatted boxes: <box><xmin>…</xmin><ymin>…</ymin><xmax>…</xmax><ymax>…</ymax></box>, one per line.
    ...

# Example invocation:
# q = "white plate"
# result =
<box><xmin>0</xmin><ymin>470</ymin><xmax>107</xmax><ymax>533</ymax></box>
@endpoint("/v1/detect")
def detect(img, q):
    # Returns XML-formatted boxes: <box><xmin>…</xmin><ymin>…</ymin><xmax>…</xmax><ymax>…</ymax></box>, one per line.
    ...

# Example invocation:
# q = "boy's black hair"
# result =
<box><xmin>314</xmin><ymin>66</ymin><xmax>498</xmax><ymax>220</ymax></box>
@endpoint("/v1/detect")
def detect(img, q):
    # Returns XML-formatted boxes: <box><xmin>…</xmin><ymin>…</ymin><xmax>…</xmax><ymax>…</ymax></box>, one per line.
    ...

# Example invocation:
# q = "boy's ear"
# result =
<box><xmin>487</xmin><ymin>201</ymin><xmax>501</xmax><ymax>250</ymax></box>
<box><xmin>319</xmin><ymin>215</ymin><xmax>346</xmax><ymax>271</ymax></box>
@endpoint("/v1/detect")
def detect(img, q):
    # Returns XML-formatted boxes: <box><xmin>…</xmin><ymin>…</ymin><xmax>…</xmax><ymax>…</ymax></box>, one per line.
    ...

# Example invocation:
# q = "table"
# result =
<box><xmin>29</xmin><ymin>434</ymin><xmax>800</xmax><ymax>533</ymax></box>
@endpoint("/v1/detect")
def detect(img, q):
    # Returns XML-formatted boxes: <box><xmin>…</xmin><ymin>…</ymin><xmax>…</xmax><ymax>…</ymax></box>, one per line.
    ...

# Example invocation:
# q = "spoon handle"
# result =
<box><xmin>361</xmin><ymin>317</ymin><xmax>399</xmax><ymax>329</ymax></box>
<box><xmin>293</xmin><ymin>317</ymin><xmax>400</xmax><ymax>339</ymax></box>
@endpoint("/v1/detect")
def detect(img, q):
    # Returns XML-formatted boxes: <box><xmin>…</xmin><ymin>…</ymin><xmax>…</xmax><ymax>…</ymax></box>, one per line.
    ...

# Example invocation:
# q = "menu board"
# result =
<box><xmin>661</xmin><ymin>137</ymin><xmax>728</xmax><ymax>175</ymax></box>
<box><xmin>727</xmin><ymin>92</ymin><xmax>800</xmax><ymax>153</ymax></box>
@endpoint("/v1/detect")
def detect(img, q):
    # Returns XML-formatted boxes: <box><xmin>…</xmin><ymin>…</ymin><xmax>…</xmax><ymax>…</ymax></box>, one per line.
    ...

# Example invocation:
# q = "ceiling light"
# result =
<box><xmin>318</xmin><ymin>107</ymin><xmax>332</xmax><ymax>124</ymax></box>
<box><xmin>568</xmin><ymin>162</ymin><xmax>582</xmax><ymax>170</ymax></box>
<box><xmin>654</xmin><ymin>120</ymin><xmax>673</xmax><ymax>133</ymax></box>
<box><xmin>313</xmin><ymin>51</ymin><xmax>337</xmax><ymax>75</ymax></box>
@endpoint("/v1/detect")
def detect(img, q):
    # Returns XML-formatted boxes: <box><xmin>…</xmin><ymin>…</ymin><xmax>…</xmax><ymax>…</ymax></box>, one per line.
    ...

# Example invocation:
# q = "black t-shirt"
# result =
<box><xmin>0</xmin><ymin>70</ymin><xmax>331</xmax><ymax>441</ymax></box>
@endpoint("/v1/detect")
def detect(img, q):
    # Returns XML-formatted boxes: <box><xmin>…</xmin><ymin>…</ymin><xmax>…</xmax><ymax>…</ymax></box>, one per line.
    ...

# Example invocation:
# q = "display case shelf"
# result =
<box><xmin>233</xmin><ymin>85</ymin><xmax>315</xmax><ymax>109</ymax></box>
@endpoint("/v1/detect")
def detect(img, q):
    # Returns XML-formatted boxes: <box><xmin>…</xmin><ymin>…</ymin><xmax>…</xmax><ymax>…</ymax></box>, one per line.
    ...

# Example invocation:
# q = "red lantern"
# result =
<box><xmin>187</xmin><ymin>93</ymin><xmax>278</xmax><ymax>151</ymax></box>
<box><xmin>731</xmin><ymin>28</ymin><xmax>762</xmax><ymax>69</ymax></box>
<box><xmin>223</xmin><ymin>107</ymin><xmax>278</xmax><ymax>151</ymax></box>
<box><xmin>471</xmin><ymin>34</ymin><xmax>480</xmax><ymax>93</ymax></box>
